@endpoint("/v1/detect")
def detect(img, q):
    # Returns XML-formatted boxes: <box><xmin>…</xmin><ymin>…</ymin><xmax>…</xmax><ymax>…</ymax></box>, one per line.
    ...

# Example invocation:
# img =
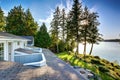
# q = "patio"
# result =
<box><xmin>0</xmin><ymin>49</ymin><xmax>86</xmax><ymax>80</ymax></box>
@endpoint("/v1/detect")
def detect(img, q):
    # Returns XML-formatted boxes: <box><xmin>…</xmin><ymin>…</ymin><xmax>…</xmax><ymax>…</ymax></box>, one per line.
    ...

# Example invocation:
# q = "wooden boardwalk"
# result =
<box><xmin>0</xmin><ymin>49</ymin><xmax>86</xmax><ymax>80</ymax></box>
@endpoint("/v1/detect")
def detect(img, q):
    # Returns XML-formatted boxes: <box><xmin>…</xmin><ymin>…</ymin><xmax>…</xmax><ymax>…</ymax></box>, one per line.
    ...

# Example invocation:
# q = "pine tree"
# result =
<box><xmin>60</xmin><ymin>8</ymin><xmax>66</xmax><ymax>42</ymax></box>
<box><xmin>0</xmin><ymin>7</ymin><xmax>5</xmax><ymax>31</ymax></box>
<box><xmin>6</xmin><ymin>5</ymin><xmax>37</xmax><ymax>36</ymax></box>
<box><xmin>35</xmin><ymin>23</ymin><xmax>51</xmax><ymax>48</ymax></box>
<box><xmin>50</xmin><ymin>6</ymin><xmax>60</xmax><ymax>53</ymax></box>
<box><xmin>6</xmin><ymin>5</ymin><xmax>26</xmax><ymax>35</ymax></box>
<box><xmin>25</xmin><ymin>9</ymin><xmax>37</xmax><ymax>36</ymax></box>
<box><xmin>88</xmin><ymin>12</ymin><xmax>102</xmax><ymax>55</ymax></box>
<box><xmin>68</xmin><ymin>0</ymin><xmax>83</xmax><ymax>56</ymax></box>
<box><xmin>81</xmin><ymin>6</ymin><xmax>90</xmax><ymax>57</ymax></box>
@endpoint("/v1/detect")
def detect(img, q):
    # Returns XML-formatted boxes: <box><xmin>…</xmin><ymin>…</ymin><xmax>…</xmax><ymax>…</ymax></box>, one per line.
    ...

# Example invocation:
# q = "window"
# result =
<box><xmin>17</xmin><ymin>42</ymin><xmax>20</xmax><ymax>45</ymax></box>
<box><xmin>0</xmin><ymin>43</ymin><xmax>4</xmax><ymax>60</ymax></box>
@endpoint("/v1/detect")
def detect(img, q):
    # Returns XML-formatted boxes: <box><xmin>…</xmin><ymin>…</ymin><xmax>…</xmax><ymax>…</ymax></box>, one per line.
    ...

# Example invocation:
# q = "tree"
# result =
<box><xmin>0</xmin><ymin>7</ymin><xmax>6</xmax><ymax>31</ymax></box>
<box><xmin>50</xmin><ymin>6</ymin><xmax>60</xmax><ymax>53</ymax></box>
<box><xmin>35</xmin><ymin>23</ymin><xmax>51</xmax><ymax>48</ymax></box>
<box><xmin>88</xmin><ymin>12</ymin><xmax>102</xmax><ymax>55</ymax></box>
<box><xmin>6</xmin><ymin>5</ymin><xmax>37</xmax><ymax>36</ymax></box>
<box><xmin>81</xmin><ymin>6</ymin><xmax>90</xmax><ymax>57</ymax></box>
<box><xmin>60</xmin><ymin>8</ymin><xmax>66</xmax><ymax>42</ymax></box>
<box><xmin>6</xmin><ymin>5</ymin><xmax>26</xmax><ymax>35</ymax></box>
<box><xmin>24</xmin><ymin>9</ymin><xmax>37</xmax><ymax>36</ymax></box>
<box><xmin>67</xmin><ymin>0</ymin><xmax>83</xmax><ymax>56</ymax></box>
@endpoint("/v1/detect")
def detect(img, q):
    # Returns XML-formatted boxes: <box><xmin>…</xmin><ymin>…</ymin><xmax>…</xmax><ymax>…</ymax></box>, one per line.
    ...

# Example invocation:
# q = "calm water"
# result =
<box><xmin>78</xmin><ymin>42</ymin><xmax>120</xmax><ymax>65</ymax></box>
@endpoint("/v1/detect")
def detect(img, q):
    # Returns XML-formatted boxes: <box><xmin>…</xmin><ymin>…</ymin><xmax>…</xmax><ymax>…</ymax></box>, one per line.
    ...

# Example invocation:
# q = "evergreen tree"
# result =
<box><xmin>6</xmin><ymin>5</ymin><xmax>26</xmax><ymax>35</ymax></box>
<box><xmin>25</xmin><ymin>9</ymin><xmax>37</xmax><ymax>36</ymax></box>
<box><xmin>35</xmin><ymin>23</ymin><xmax>51</xmax><ymax>48</ymax></box>
<box><xmin>88</xmin><ymin>12</ymin><xmax>102</xmax><ymax>55</ymax></box>
<box><xmin>50</xmin><ymin>6</ymin><xmax>60</xmax><ymax>53</ymax></box>
<box><xmin>6</xmin><ymin>5</ymin><xmax>37</xmax><ymax>36</ymax></box>
<box><xmin>81</xmin><ymin>6</ymin><xmax>90</xmax><ymax>57</ymax></box>
<box><xmin>60</xmin><ymin>8</ymin><xmax>66</xmax><ymax>42</ymax></box>
<box><xmin>0</xmin><ymin>7</ymin><xmax>5</xmax><ymax>31</ymax></box>
<box><xmin>66</xmin><ymin>11</ymin><xmax>75</xmax><ymax>52</ymax></box>
<box><xmin>68</xmin><ymin>0</ymin><xmax>83</xmax><ymax>56</ymax></box>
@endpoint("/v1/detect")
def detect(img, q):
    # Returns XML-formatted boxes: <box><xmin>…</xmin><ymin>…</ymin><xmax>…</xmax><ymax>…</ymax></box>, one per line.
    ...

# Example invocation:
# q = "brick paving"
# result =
<box><xmin>0</xmin><ymin>49</ymin><xmax>86</xmax><ymax>80</ymax></box>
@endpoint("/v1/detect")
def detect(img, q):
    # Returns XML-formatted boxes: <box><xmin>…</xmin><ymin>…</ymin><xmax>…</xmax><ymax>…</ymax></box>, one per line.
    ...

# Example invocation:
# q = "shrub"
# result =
<box><xmin>114</xmin><ymin>65</ymin><xmax>120</xmax><ymax>69</ymax></box>
<box><xmin>84</xmin><ymin>58</ymin><xmax>91</xmax><ymax>63</ymax></box>
<box><xmin>91</xmin><ymin>59</ymin><xmax>101</xmax><ymax>64</ymax></box>
<box><xmin>98</xmin><ymin>66</ymin><xmax>109</xmax><ymax>72</ymax></box>
<box><xmin>111</xmin><ymin>63</ymin><xmax>114</xmax><ymax>66</ymax></box>
<box><xmin>58</xmin><ymin>40</ymin><xmax>66</xmax><ymax>52</ymax></box>
<box><xmin>94</xmin><ymin>56</ymin><xmax>100</xmax><ymax>59</ymax></box>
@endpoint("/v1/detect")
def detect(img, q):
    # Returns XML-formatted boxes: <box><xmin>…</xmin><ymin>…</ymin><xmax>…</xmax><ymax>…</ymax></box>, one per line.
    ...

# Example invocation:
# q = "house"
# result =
<box><xmin>21</xmin><ymin>36</ymin><xmax>34</xmax><ymax>46</ymax></box>
<box><xmin>0</xmin><ymin>32</ymin><xmax>46</xmax><ymax>66</ymax></box>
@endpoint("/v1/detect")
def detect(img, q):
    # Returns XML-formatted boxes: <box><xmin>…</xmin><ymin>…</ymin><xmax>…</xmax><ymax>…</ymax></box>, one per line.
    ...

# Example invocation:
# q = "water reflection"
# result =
<box><xmin>79</xmin><ymin>42</ymin><xmax>120</xmax><ymax>65</ymax></box>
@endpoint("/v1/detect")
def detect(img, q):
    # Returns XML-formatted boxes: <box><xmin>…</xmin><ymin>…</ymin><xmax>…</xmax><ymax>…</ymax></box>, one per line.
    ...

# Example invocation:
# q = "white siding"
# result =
<box><xmin>0</xmin><ymin>40</ymin><xmax>27</xmax><ymax>61</ymax></box>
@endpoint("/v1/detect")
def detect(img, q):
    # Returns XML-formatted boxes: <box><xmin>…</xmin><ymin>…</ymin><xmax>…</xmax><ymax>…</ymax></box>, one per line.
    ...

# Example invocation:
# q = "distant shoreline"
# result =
<box><xmin>103</xmin><ymin>39</ymin><xmax>120</xmax><ymax>42</ymax></box>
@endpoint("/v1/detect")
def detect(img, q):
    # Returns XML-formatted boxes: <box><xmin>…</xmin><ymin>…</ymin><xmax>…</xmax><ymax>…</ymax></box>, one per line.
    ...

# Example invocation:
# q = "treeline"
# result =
<box><xmin>50</xmin><ymin>0</ymin><xmax>102</xmax><ymax>57</ymax></box>
<box><xmin>104</xmin><ymin>39</ymin><xmax>120</xmax><ymax>42</ymax></box>
<box><xmin>0</xmin><ymin>5</ymin><xmax>51</xmax><ymax>48</ymax></box>
<box><xmin>0</xmin><ymin>0</ymin><xmax>103</xmax><ymax>56</ymax></box>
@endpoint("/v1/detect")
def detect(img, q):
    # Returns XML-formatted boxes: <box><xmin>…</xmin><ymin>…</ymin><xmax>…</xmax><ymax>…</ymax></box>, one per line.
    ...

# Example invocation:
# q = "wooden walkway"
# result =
<box><xmin>0</xmin><ymin>49</ymin><xmax>86</xmax><ymax>80</ymax></box>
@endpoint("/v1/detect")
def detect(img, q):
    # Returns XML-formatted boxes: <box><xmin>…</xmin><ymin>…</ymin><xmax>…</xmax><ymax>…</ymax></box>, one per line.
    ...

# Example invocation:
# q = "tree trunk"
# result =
<box><xmin>56</xmin><ymin>42</ymin><xmax>59</xmax><ymax>53</ymax></box>
<box><xmin>83</xmin><ymin>41</ymin><xmax>86</xmax><ymax>58</ymax></box>
<box><xmin>83</xmin><ymin>26</ymin><xmax>87</xmax><ymax>58</ymax></box>
<box><xmin>56</xmin><ymin>34</ymin><xmax>59</xmax><ymax>53</ymax></box>
<box><xmin>63</xmin><ymin>31</ymin><xmax>65</xmax><ymax>42</ymax></box>
<box><xmin>76</xmin><ymin>41</ymin><xmax>79</xmax><ymax>57</ymax></box>
<box><xmin>89</xmin><ymin>43</ymin><xmax>94</xmax><ymax>55</ymax></box>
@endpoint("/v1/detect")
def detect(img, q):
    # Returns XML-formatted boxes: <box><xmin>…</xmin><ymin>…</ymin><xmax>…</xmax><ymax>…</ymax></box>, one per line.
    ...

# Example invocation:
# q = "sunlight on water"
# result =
<box><xmin>78</xmin><ymin>42</ymin><xmax>120</xmax><ymax>65</ymax></box>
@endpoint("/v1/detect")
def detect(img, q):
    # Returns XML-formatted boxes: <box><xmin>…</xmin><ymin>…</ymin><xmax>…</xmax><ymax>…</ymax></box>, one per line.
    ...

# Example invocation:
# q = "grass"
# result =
<box><xmin>56</xmin><ymin>52</ymin><xmax>120</xmax><ymax>80</ymax></box>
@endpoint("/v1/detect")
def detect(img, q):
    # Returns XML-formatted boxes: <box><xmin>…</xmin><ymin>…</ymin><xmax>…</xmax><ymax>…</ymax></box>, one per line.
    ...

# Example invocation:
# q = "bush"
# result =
<box><xmin>84</xmin><ymin>58</ymin><xmax>91</xmax><ymax>63</ymax></box>
<box><xmin>91</xmin><ymin>59</ymin><xmax>101</xmax><ymax>64</ymax></box>
<box><xmin>102</xmin><ymin>59</ymin><xmax>110</xmax><ymax>64</ymax></box>
<box><xmin>94</xmin><ymin>56</ymin><xmax>100</xmax><ymax>59</ymax></box>
<box><xmin>114</xmin><ymin>65</ymin><xmax>120</xmax><ymax>69</ymax></box>
<box><xmin>98</xmin><ymin>66</ymin><xmax>109</xmax><ymax>72</ymax></box>
<box><xmin>58</xmin><ymin>40</ymin><xmax>66</xmax><ymax>52</ymax></box>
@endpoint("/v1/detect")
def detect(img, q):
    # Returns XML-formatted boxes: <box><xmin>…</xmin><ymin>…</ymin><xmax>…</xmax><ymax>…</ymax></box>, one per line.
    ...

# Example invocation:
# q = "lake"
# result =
<box><xmin>78</xmin><ymin>42</ymin><xmax>120</xmax><ymax>65</ymax></box>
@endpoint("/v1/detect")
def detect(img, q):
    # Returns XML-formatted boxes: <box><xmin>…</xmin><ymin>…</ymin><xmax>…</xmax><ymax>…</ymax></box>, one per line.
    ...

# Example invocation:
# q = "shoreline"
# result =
<box><xmin>56</xmin><ymin>52</ymin><xmax>120</xmax><ymax>80</ymax></box>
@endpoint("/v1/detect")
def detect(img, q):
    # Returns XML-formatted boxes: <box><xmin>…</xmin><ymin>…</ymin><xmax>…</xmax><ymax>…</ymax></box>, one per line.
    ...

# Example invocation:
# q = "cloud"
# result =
<box><xmin>90</xmin><ymin>5</ymin><xmax>97</xmax><ymax>12</ymax></box>
<box><xmin>38</xmin><ymin>0</ymin><xmax>73</xmax><ymax>31</ymax></box>
<box><xmin>39</xmin><ymin>11</ymin><xmax>53</xmax><ymax>25</ymax></box>
<box><xmin>66</xmin><ymin>0</ymin><xmax>73</xmax><ymax>14</ymax></box>
<box><xmin>3</xmin><ymin>9</ymin><xmax>8</xmax><ymax>16</ymax></box>
<box><xmin>38</xmin><ymin>9</ymin><xmax>54</xmax><ymax>30</ymax></box>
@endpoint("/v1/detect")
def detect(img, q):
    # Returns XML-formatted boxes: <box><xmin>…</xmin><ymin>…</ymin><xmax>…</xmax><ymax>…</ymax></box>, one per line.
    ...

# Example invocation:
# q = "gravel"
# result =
<box><xmin>0</xmin><ymin>49</ymin><xmax>86</xmax><ymax>80</ymax></box>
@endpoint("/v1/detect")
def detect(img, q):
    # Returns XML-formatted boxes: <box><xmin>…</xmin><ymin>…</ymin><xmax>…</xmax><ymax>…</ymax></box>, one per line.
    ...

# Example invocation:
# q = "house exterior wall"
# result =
<box><xmin>0</xmin><ymin>40</ymin><xmax>27</xmax><ymax>61</ymax></box>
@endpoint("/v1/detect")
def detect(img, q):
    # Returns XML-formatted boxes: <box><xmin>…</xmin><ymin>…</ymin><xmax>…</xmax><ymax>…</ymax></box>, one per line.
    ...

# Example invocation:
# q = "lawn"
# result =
<box><xmin>56</xmin><ymin>52</ymin><xmax>120</xmax><ymax>80</ymax></box>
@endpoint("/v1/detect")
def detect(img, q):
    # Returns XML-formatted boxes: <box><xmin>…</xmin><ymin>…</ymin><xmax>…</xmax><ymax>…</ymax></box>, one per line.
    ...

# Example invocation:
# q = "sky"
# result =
<box><xmin>0</xmin><ymin>0</ymin><xmax>120</xmax><ymax>39</ymax></box>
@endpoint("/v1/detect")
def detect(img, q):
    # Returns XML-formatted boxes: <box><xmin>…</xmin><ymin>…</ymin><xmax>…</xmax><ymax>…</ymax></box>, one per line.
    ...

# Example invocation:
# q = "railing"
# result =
<box><xmin>14</xmin><ymin>53</ymin><xmax>42</xmax><ymax>64</ymax></box>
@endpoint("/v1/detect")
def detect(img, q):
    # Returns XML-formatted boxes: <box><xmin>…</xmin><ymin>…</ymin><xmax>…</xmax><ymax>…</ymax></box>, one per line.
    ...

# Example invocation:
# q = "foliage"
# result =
<box><xmin>0</xmin><ymin>7</ymin><xmax>6</xmax><ymax>31</ymax></box>
<box><xmin>6</xmin><ymin>5</ymin><xmax>37</xmax><ymax>36</ymax></box>
<box><xmin>98</xmin><ymin>66</ymin><xmax>109</xmax><ymax>72</ymax></box>
<box><xmin>35</xmin><ymin>23</ymin><xmax>51</xmax><ymax>48</ymax></box>
<box><xmin>58</xmin><ymin>40</ymin><xmax>66</xmax><ymax>52</ymax></box>
<box><xmin>67</xmin><ymin>0</ymin><xmax>83</xmax><ymax>55</ymax></box>
<box><xmin>50</xmin><ymin>0</ymin><xmax>102</xmax><ymax>57</ymax></box>
<box><xmin>59</xmin><ymin>8</ymin><xmax>67</xmax><ymax>41</ymax></box>
<box><xmin>57</xmin><ymin>52</ymin><xmax>120</xmax><ymax>80</ymax></box>
<box><xmin>24</xmin><ymin>9</ymin><xmax>38</xmax><ymax>36</ymax></box>
<box><xmin>50</xmin><ymin>6</ymin><xmax>60</xmax><ymax>53</ymax></box>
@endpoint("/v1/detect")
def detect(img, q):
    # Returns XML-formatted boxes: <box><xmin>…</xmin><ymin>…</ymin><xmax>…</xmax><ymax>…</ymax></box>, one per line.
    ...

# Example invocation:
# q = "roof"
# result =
<box><xmin>15</xmin><ymin>48</ymin><xmax>39</xmax><ymax>54</ymax></box>
<box><xmin>0</xmin><ymin>32</ymin><xmax>29</xmax><ymax>41</ymax></box>
<box><xmin>21</xmin><ymin>36</ymin><xmax>34</xmax><ymax>45</ymax></box>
